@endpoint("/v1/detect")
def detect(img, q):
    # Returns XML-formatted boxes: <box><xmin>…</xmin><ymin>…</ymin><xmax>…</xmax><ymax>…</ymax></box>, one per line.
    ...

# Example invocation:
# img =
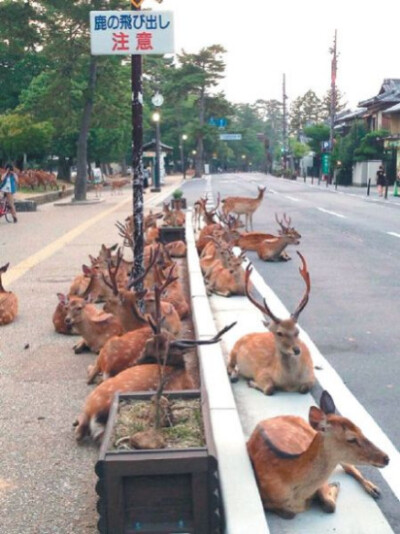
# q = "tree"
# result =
<box><xmin>321</xmin><ymin>87</ymin><xmax>347</xmax><ymax>121</ymax></box>
<box><xmin>334</xmin><ymin>121</ymin><xmax>366</xmax><ymax>185</ymax></box>
<box><xmin>290</xmin><ymin>90</ymin><xmax>324</xmax><ymax>136</ymax></box>
<box><xmin>177</xmin><ymin>45</ymin><xmax>226</xmax><ymax>177</ymax></box>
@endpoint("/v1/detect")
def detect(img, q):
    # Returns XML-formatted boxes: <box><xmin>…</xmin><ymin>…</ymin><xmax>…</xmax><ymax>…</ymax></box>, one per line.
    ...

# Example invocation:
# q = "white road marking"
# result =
<box><xmin>284</xmin><ymin>195</ymin><xmax>300</xmax><ymax>202</ymax></box>
<box><xmin>317</xmin><ymin>207</ymin><xmax>346</xmax><ymax>218</ymax></box>
<box><xmin>387</xmin><ymin>231</ymin><xmax>400</xmax><ymax>239</ymax></box>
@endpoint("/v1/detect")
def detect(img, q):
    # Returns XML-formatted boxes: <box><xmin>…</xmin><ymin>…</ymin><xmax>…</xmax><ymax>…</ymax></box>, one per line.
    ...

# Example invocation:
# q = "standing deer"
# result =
<box><xmin>247</xmin><ymin>390</ymin><xmax>389</xmax><ymax>518</ymax></box>
<box><xmin>0</xmin><ymin>263</ymin><xmax>18</xmax><ymax>325</ymax></box>
<box><xmin>222</xmin><ymin>186</ymin><xmax>266</xmax><ymax>230</ymax></box>
<box><xmin>227</xmin><ymin>254</ymin><xmax>315</xmax><ymax>394</ymax></box>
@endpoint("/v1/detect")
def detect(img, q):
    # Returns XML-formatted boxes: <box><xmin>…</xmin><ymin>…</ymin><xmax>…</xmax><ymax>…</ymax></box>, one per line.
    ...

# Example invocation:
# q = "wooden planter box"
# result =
<box><xmin>95</xmin><ymin>390</ymin><xmax>223</xmax><ymax>534</ymax></box>
<box><xmin>170</xmin><ymin>198</ymin><xmax>187</xmax><ymax>210</ymax></box>
<box><xmin>159</xmin><ymin>226</ymin><xmax>186</xmax><ymax>244</ymax></box>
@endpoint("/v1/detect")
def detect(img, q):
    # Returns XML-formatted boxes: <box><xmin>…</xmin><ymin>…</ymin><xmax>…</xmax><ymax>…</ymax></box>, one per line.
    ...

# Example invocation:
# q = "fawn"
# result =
<box><xmin>0</xmin><ymin>263</ymin><xmax>18</xmax><ymax>325</ymax></box>
<box><xmin>247</xmin><ymin>390</ymin><xmax>389</xmax><ymax>518</ymax></box>
<box><xmin>227</xmin><ymin>254</ymin><xmax>315</xmax><ymax>394</ymax></box>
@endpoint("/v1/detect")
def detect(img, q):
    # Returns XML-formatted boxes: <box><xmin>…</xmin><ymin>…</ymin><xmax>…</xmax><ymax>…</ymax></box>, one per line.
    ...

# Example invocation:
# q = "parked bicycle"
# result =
<box><xmin>0</xmin><ymin>194</ymin><xmax>14</xmax><ymax>223</ymax></box>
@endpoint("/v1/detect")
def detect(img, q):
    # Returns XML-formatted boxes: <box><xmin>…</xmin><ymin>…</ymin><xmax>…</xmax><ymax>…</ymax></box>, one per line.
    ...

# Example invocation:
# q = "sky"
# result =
<box><xmin>146</xmin><ymin>0</ymin><xmax>400</xmax><ymax>110</ymax></box>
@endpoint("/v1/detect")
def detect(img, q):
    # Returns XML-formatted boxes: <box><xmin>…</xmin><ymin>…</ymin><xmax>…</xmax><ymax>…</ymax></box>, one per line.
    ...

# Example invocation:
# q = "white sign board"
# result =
<box><xmin>219</xmin><ymin>133</ymin><xmax>242</xmax><ymax>141</ymax></box>
<box><xmin>90</xmin><ymin>11</ymin><xmax>174</xmax><ymax>55</ymax></box>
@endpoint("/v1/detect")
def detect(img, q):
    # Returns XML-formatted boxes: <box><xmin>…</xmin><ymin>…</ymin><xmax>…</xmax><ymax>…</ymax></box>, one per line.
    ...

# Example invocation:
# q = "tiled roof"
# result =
<box><xmin>359</xmin><ymin>79</ymin><xmax>400</xmax><ymax>107</ymax></box>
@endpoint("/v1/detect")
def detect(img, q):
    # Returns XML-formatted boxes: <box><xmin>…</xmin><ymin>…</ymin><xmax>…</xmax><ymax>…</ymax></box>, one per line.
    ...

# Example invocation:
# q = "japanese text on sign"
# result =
<box><xmin>90</xmin><ymin>11</ymin><xmax>174</xmax><ymax>55</ymax></box>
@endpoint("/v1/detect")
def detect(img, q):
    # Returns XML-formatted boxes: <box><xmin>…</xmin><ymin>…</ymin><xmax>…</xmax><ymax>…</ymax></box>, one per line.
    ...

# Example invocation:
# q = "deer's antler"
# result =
<box><xmin>291</xmin><ymin>252</ymin><xmax>311</xmax><ymax>321</ymax></box>
<box><xmin>244</xmin><ymin>263</ymin><xmax>281</xmax><ymax>324</ymax></box>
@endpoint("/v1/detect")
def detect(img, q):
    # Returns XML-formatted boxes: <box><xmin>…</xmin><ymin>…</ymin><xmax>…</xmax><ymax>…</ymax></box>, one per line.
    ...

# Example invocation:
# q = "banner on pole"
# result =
<box><xmin>219</xmin><ymin>133</ymin><xmax>242</xmax><ymax>141</ymax></box>
<box><xmin>90</xmin><ymin>11</ymin><xmax>174</xmax><ymax>55</ymax></box>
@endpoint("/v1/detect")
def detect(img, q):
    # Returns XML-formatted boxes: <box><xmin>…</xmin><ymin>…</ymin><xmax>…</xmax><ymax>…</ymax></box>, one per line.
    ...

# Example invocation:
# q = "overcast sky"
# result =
<box><xmin>147</xmin><ymin>0</ymin><xmax>400</xmax><ymax>110</ymax></box>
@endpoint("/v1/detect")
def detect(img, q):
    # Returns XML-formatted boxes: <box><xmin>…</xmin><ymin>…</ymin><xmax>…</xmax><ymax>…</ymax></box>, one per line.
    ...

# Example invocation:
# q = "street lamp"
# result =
<box><xmin>180</xmin><ymin>134</ymin><xmax>188</xmax><ymax>179</ymax></box>
<box><xmin>151</xmin><ymin>111</ymin><xmax>161</xmax><ymax>192</ymax></box>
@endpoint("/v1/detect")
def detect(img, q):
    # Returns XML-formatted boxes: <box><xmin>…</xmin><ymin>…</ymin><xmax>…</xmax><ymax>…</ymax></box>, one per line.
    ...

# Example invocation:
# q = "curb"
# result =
<box><xmin>185</xmin><ymin>211</ymin><xmax>270</xmax><ymax>534</ymax></box>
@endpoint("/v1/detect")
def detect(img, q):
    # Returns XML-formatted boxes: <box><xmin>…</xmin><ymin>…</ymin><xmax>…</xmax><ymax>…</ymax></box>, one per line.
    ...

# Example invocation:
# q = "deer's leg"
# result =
<box><xmin>267</xmin><ymin>506</ymin><xmax>296</xmax><ymax>520</ymax></box>
<box><xmin>249</xmin><ymin>370</ymin><xmax>275</xmax><ymax>395</ymax></box>
<box><xmin>341</xmin><ymin>463</ymin><xmax>381</xmax><ymax>499</ymax></box>
<box><xmin>73</xmin><ymin>413</ymin><xmax>90</xmax><ymax>441</ymax></box>
<box><xmin>87</xmin><ymin>359</ymin><xmax>100</xmax><ymax>385</ymax></box>
<box><xmin>73</xmin><ymin>338</ymin><xmax>90</xmax><ymax>354</ymax></box>
<box><xmin>280</xmin><ymin>251</ymin><xmax>291</xmax><ymax>261</ymax></box>
<box><xmin>316</xmin><ymin>482</ymin><xmax>340</xmax><ymax>513</ymax></box>
<box><xmin>227</xmin><ymin>351</ymin><xmax>239</xmax><ymax>382</ymax></box>
<box><xmin>298</xmin><ymin>382</ymin><xmax>313</xmax><ymax>394</ymax></box>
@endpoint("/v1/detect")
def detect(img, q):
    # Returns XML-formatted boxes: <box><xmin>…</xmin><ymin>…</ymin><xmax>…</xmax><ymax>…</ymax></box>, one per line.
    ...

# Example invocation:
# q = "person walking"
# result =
<box><xmin>0</xmin><ymin>164</ymin><xmax>19</xmax><ymax>222</ymax></box>
<box><xmin>376</xmin><ymin>165</ymin><xmax>387</xmax><ymax>197</ymax></box>
<box><xmin>92</xmin><ymin>167</ymin><xmax>103</xmax><ymax>198</ymax></box>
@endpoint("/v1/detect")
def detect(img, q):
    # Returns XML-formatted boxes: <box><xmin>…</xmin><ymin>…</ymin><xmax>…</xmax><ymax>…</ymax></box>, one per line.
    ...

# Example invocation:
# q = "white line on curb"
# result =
<box><xmin>387</xmin><ymin>232</ymin><xmax>400</xmax><ymax>239</ymax></box>
<box><xmin>317</xmin><ymin>207</ymin><xmax>347</xmax><ymax>218</ymax></box>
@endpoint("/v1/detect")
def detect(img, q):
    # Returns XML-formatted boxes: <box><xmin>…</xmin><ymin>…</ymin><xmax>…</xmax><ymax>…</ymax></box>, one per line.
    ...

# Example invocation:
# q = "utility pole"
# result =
<box><xmin>282</xmin><ymin>73</ymin><xmax>288</xmax><ymax>170</ymax></box>
<box><xmin>329</xmin><ymin>30</ymin><xmax>338</xmax><ymax>183</ymax></box>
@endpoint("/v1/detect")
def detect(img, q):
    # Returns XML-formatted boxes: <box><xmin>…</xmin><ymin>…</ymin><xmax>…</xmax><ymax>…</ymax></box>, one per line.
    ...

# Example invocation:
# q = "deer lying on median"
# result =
<box><xmin>74</xmin><ymin>322</ymin><xmax>236</xmax><ymax>442</ymax></box>
<box><xmin>0</xmin><ymin>263</ymin><xmax>18</xmax><ymax>325</ymax></box>
<box><xmin>247</xmin><ymin>390</ymin><xmax>389</xmax><ymax>518</ymax></box>
<box><xmin>227</xmin><ymin>254</ymin><xmax>315</xmax><ymax>394</ymax></box>
<box><xmin>162</xmin><ymin>202</ymin><xmax>185</xmax><ymax>227</ymax></box>
<box><xmin>222</xmin><ymin>186</ymin><xmax>266</xmax><ymax>231</ymax></box>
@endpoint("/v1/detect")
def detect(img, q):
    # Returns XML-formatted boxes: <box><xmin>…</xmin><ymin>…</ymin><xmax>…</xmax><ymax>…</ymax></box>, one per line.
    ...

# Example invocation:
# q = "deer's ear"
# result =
<box><xmin>320</xmin><ymin>391</ymin><xmax>336</xmax><ymax>415</ymax></box>
<box><xmin>309</xmin><ymin>406</ymin><xmax>329</xmax><ymax>431</ymax></box>
<box><xmin>82</xmin><ymin>264</ymin><xmax>91</xmax><ymax>276</ymax></box>
<box><xmin>57</xmin><ymin>292</ymin><xmax>67</xmax><ymax>304</ymax></box>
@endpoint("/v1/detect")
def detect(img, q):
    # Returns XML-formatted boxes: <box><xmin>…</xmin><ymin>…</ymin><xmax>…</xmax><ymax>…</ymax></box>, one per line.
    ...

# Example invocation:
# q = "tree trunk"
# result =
<box><xmin>57</xmin><ymin>156</ymin><xmax>72</xmax><ymax>181</ymax></box>
<box><xmin>75</xmin><ymin>55</ymin><xmax>98</xmax><ymax>201</ymax></box>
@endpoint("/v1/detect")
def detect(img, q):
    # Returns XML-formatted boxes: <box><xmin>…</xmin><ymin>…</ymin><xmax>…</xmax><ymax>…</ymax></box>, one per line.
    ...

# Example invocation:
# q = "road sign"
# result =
<box><xmin>219</xmin><ymin>133</ymin><xmax>242</xmax><ymax>141</ymax></box>
<box><xmin>131</xmin><ymin>0</ymin><xmax>144</xmax><ymax>7</ymax></box>
<box><xmin>209</xmin><ymin>117</ymin><xmax>227</xmax><ymax>128</ymax></box>
<box><xmin>90</xmin><ymin>11</ymin><xmax>174</xmax><ymax>55</ymax></box>
<box><xmin>321</xmin><ymin>153</ymin><xmax>331</xmax><ymax>174</ymax></box>
<box><xmin>152</xmin><ymin>92</ymin><xmax>164</xmax><ymax>106</ymax></box>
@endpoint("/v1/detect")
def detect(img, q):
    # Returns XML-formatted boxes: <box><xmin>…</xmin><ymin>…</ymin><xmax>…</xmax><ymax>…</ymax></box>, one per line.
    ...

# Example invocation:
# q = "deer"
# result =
<box><xmin>227</xmin><ymin>254</ymin><xmax>315</xmax><ymax>394</ymax></box>
<box><xmin>88</xmin><ymin>266</ymin><xmax>182</xmax><ymax>384</ymax></box>
<box><xmin>222</xmin><ymin>186</ymin><xmax>266</xmax><ymax>231</ymax></box>
<box><xmin>110</xmin><ymin>177</ymin><xmax>130</xmax><ymax>194</ymax></box>
<box><xmin>165</xmin><ymin>240</ymin><xmax>187</xmax><ymax>258</ymax></box>
<box><xmin>236</xmin><ymin>213</ymin><xmax>299</xmax><ymax>253</ymax></box>
<box><xmin>74</xmin><ymin>322</ymin><xmax>236</xmax><ymax>442</ymax></box>
<box><xmin>193</xmin><ymin>196</ymin><xmax>207</xmax><ymax>231</ymax></box>
<box><xmin>162</xmin><ymin>202</ymin><xmax>185</xmax><ymax>227</ymax></box>
<box><xmin>0</xmin><ymin>263</ymin><xmax>18</xmax><ymax>325</ymax></box>
<box><xmin>205</xmin><ymin>251</ymin><xmax>247</xmax><ymax>297</ymax></box>
<box><xmin>64</xmin><ymin>275</ymin><xmax>123</xmax><ymax>354</ymax></box>
<box><xmin>247</xmin><ymin>390</ymin><xmax>389</xmax><ymax>518</ymax></box>
<box><xmin>53</xmin><ymin>293</ymin><xmax>78</xmax><ymax>335</ymax></box>
<box><xmin>256</xmin><ymin>232</ymin><xmax>301</xmax><ymax>262</ymax></box>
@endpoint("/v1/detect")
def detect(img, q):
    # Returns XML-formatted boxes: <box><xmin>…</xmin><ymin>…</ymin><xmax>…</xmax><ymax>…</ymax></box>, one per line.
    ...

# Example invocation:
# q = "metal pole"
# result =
<box><xmin>182</xmin><ymin>140</ymin><xmax>186</xmax><ymax>180</ymax></box>
<box><xmin>152</xmin><ymin>120</ymin><xmax>161</xmax><ymax>192</ymax></box>
<box><xmin>385</xmin><ymin>183</ymin><xmax>389</xmax><ymax>199</ymax></box>
<box><xmin>131</xmin><ymin>3</ymin><xmax>144</xmax><ymax>295</ymax></box>
<box><xmin>282</xmin><ymin>73</ymin><xmax>288</xmax><ymax>170</ymax></box>
<box><xmin>329</xmin><ymin>30</ymin><xmax>337</xmax><ymax>184</ymax></box>
<box><xmin>367</xmin><ymin>178</ymin><xmax>371</xmax><ymax>196</ymax></box>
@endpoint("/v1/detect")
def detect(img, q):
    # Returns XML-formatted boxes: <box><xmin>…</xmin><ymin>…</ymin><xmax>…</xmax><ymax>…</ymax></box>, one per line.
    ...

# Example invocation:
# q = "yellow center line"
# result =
<box><xmin>4</xmin><ymin>183</ymin><xmax>180</xmax><ymax>287</ymax></box>
<box><xmin>4</xmin><ymin>196</ymin><xmax>132</xmax><ymax>286</ymax></box>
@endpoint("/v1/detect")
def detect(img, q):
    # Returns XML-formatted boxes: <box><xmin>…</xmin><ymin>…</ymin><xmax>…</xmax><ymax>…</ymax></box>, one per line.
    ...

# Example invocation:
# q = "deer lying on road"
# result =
<box><xmin>222</xmin><ymin>186</ymin><xmax>266</xmax><ymax>231</ymax></box>
<box><xmin>237</xmin><ymin>213</ymin><xmax>300</xmax><ymax>254</ymax></box>
<box><xmin>74</xmin><ymin>323</ymin><xmax>236</xmax><ymax>442</ymax></box>
<box><xmin>247</xmin><ymin>390</ymin><xmax>389</xmax><ymax>518</ymax></box>
<box><xmin>256</xmin><ymin>232</ymin><xmax>301</xmax><ymax>262</ymax></box>
<box><xmin>0</xmin><ymin>263</ymin><xmax>18</xmax><ymax>325</ymax></box>
<box><xmin>53</xmin><ymin>293</ymin><xmax>78</xmax><ymax>335</ymax></box>
<box><xmin>227</xmin><ymin>254</ymin><xmax>315</xmax><ymax>394</ymax></box>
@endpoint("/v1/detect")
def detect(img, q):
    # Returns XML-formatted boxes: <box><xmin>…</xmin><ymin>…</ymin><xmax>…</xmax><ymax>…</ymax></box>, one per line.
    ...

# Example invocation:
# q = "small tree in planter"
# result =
<box><xmin>171</xmin><ymin>188</ymin><xmax>187</xmax><ymax>209</ymax></box>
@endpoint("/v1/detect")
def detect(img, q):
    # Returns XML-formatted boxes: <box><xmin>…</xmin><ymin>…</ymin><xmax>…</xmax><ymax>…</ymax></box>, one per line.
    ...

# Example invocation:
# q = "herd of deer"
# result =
<box><xmin>0</xmin><ymin>184</ymin><xmax>389</xmax><ymax>521</ymax></box>
<box><xmin>3</xmin><ymin>168</ymin><xmax>59</xmax><ymax>191</ymax></box>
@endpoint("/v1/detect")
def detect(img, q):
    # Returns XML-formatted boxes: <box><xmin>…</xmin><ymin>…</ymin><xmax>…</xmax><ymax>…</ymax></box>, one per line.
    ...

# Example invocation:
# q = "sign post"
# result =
<box><xmin>90</xmin><ymin>5</ymin><xmax>174</xmax><ymax>294</ymax></box>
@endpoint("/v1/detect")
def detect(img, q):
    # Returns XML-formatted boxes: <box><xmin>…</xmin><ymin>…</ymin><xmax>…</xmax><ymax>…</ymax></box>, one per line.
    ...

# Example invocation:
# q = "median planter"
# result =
<box><xmin>159</xmin><ymin>226</ymin><xmax>186</xmax><ymax>244</ymax></box>
<box><xmin>95</xmin><ymin>390</ymin><xmax>223</xmax><ymax>534</ymax></box>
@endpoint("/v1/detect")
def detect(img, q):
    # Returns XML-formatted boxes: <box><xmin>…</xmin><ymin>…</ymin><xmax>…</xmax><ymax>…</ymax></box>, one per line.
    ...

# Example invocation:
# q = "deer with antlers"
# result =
<box><xmin>222</xmin><ymin>186</ymin><xmax>266</xmax><ymax>231</ymax></box>
<box><xmin>227</xmin><ymin>253</ymin><xmax>315</xmax><ymax>394</ymax></box>
<box><xmin>247</xmin><ymin>390</ymin><xmax>389</xmax><ymax>518</ymax></box>
<box><xmin>0</xmin><ymin>263</ymin><xmax>18</xmax><ymax>325</ymax></box>
<box><xmin>162</xmin><ymin>202</ymin><xmax>185</xmax><ymax>227</ymax></box>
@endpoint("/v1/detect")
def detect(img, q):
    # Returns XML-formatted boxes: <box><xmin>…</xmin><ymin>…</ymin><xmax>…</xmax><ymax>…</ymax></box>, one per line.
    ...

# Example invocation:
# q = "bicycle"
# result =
<box><xmin>0</xmin><ymin>194</ymin><xmax>14</xmax><ymax>223</ymax></box>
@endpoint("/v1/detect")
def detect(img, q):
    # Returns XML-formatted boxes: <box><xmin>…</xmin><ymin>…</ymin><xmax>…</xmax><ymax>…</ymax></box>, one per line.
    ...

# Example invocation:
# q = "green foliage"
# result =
<box><xmin>0</xmin><ymin>113</ymin><xmax>53</xmax><ymax>162</ymax></box>
<box><xmin>303</xmin><ymin>124</ymin><xmax>330</xmax><ymax>155</ymax></box>
<box><xmin>334</xmin><ymin>121</ymin><xmax>366</xmax><ymax>185</ymax></box>
<box><xmin>353</xmin><ymin>129</ymin><xmax>389</xmax><ymax>162</ymax></box>
<box><xmin>172</xmin><ymin>189</ymin><xmax>183</xmax><ymax>199</ymax></box>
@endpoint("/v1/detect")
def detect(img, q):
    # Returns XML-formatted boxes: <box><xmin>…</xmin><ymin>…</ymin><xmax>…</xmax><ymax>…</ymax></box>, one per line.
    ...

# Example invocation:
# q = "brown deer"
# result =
<box><xmin>0</xmin><ymin>263</ymin><xmax>18</xmax><ymax>325</ymax></box>
<box><xmin>64</xmin><ymin>275</ymin><xmax>123</xmax><ymax>354</ymax></box>
<box><xmin>53</xmin><ymin>293</ymin><xmax>78</xmax><ymax>335</ymax></box>
<box><xmin>193</xmin><ymin>196</ymin><xmax>207</xmax><ymax>230</ymax></box>
<box><xmin>237</xmin><ymin>213</ymin><xmax>300</xmax><ymax>253</ymax></box>
<box><xmin>256</xmin><ymin>232</ymin><xmax>300</xmax><ymax>262</ymax></box>
<box><xmin>162</xmin><ymin>203</ymin><xmax>185</xmax><ymax>227</ymax></box>
<box><xmin>222</xmin><ymin>186</ymin><xmax>266</xmax><ymax>231</ymax></box>
<box><xmin>110</xmin><ymin>177</ymin><xmax>130</xmax><ymax>194</ymax></box>
<box><xmin>247</xmin><ymin>390</ymin><xmax>389</xmax><ymax>518</ymax></box>
<box><xmin>165</xmin><ymin>240</ymin><xmax>186</xmax><ymax>258</ymax></box>
<box><xmin>205</xmin><ymin>252</ymin><xmax>247</xmax><ymax>297</ymax></box>
<box><xmin>74</xmin><ymin>323</ymin><xmax>236</xmax><ymax>442</ymax></box>
<box><xmin>227</xmin><ymin>254</ymin><xmax>315</xmax><ymax>394</ymax></box>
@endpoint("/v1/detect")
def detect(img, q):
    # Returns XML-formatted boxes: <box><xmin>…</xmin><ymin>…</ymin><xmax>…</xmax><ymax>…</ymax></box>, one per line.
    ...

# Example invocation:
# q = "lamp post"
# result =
<box><xmin>180</xmin><ymin>134</ymin><xmax>188</xmax><ymax>179</ymax></box>
<box><xmin>151</xmin><ymin>111</ymin><xmax>161</xmax><ymax>192</ymax></box>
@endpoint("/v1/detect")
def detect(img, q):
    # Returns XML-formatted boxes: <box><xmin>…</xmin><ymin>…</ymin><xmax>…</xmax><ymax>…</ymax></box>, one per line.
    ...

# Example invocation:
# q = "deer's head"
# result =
<box><xmin>309</xmin><ymin>391</ymin><xmax>389</xmax><ymax>468</ymax></box>
<box><xmin>245</xmin><ymin>252</ymin><xmax>310</xmax><ymax>359</ymax></box>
